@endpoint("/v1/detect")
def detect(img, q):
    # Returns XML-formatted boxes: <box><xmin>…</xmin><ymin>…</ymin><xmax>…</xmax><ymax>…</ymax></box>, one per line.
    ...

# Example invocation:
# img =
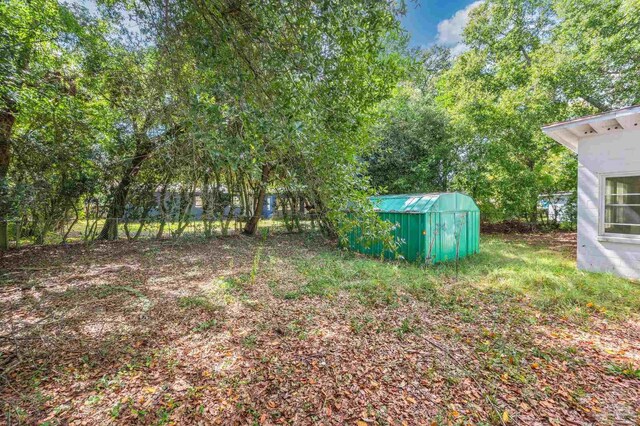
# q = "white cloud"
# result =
<box><xmin>436</xmin><ymin>1</ymin><xmax>483</xmax><ymax>55</ymax></box>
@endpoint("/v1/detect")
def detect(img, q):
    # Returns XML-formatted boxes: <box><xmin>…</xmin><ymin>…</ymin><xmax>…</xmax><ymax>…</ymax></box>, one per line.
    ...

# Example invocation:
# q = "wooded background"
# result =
<box><xmin>1</xmin><ymin>0</ymin><xmax>639</xmax><ymax>248</ymax></box>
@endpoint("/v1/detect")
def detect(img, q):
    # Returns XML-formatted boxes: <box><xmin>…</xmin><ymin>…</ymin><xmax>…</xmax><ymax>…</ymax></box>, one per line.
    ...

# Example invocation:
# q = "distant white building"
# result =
<box><xmin>538</xmin><ymin>192</ymin><xmax>574</xmax><ymax>223</ymax></box>
<box><xmin>543</xmin><ymin>105</ymin><xmax>640</xmax><ymax>279</ymax></box>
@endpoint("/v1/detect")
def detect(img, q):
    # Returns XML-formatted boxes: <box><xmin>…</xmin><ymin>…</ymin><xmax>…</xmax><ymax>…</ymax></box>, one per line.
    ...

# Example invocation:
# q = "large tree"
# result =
<box><xmin>0</xmin><ymin>0</ymin><xmax>99</xmax><ymax>247</ymax></box>
<box><xmin>152</xmin><ymin>0</ymin><xmax>410</xmax><ymax>235</ymax></box>
<box><xmin>437</xmin><ymin>0</ymin><xmax>581</xmax><ymax>221</ymax></box>
<box><xmin>540</xmin><ymin>0</ymin><xmax>640</xmax><ymax>110</ymax></box>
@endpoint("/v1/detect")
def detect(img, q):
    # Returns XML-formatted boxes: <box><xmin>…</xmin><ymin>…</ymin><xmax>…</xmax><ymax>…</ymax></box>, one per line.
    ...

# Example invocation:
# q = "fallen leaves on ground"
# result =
<box><xmin>1</xmin><ymin>233</ymin><xmax>639</xmax><ymax>425</ymax></box>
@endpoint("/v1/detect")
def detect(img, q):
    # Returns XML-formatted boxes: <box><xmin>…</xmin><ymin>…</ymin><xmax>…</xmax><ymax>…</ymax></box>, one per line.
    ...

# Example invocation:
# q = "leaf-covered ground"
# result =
<box><xmin>1</xmin><ymin>233</ymin><xmax>639</xmax><ymax>425</ymax></box>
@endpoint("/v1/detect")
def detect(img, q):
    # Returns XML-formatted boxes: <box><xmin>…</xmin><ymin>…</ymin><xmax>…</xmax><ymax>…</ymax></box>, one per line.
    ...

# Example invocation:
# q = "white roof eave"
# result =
<box><xmin>542</xmin><ymin>105</ymin><xmax>640</xmax><ymax>153</ymax></box>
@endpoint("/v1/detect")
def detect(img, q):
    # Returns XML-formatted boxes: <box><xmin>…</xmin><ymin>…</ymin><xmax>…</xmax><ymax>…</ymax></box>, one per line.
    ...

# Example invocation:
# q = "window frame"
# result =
<box><xmin>598</xmin><ymin>170</ymin><xmax>640</xmax><ymax>240</ymax></box>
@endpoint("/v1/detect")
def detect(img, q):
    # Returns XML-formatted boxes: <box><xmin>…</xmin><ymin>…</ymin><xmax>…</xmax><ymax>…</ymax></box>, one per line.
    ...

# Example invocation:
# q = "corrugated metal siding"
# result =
<box><xmin>347</xmin><ymin>193</ymin><xmax>480</xmax><ymax>264</ymax></box>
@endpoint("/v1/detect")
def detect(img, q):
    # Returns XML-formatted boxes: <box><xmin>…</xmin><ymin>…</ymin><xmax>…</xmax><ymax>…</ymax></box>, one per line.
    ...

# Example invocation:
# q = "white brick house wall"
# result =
<box><xmin>543</xmin><ymin>106</ymin><xmax>640</xmax><ymax>280</ymax></box>
<box><xmin>578</xmin><ymin>131</ymin><xmax>640</xmax><ymax>279</ymax></box>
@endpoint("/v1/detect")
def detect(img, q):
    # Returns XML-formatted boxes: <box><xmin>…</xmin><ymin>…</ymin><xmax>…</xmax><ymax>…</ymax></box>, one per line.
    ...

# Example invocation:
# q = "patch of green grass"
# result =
<box><xmin>130</xmin><ymin>407</ymin><xmax>148</xmax><ymax>419</ymax></box>
<box><xmin>267</xmin><ymin>276</ymin><xmax>303</xmax><ymax>301</ymax></box>
<box><xmin>251</xmin><ymin>247</ymin><xmax>262</xmax><ymax>284</ymax></box>
<box><xmin>0</xmin><ymin>271</ymin><xmax>15</xmax><ymax>287</ymax></box>
<box><xmin>221</xmin><ymin>275</ymin><xmax>250</xmax><ymax>292</ymax></box>
<box><xmin>286</xmin><ymin>319</ymin><xmax>308</xmax><ymax>340</ymax></box>
<box><xmin>283</xmin><ymin>291</ymin><xmax>300</xmax><ymax>300</ymax></box>
<box><xmin>241</xmin><ymin>334</ymin><xmax>257</xmax><ymax>348</ymax></box>
<box><xmin>294</xmin><ymin>236</ymin><xmax>640</xmax><ymax>319</ymax></box>
<box><xmin>394</xmin><ymin>317</ymin><xmax>421</xmax><ymax>338</ymax></box>
<box><xmin>4</xmin><ymin>406</ymin><xmax>28</xmax><ymax>424</ymax></box>
<box><xmin>84</xmin><ymin>394</ymin><xmax>102</xmax><ymax>406</ymax></box>
<box><xmin>178</xmin><ymin>295</ymin><xmax>218</xmax><ymax>312</ymax></box>
<box><xmin>295</xmin><ymin>254</ymin><xmax>438</xmax><ymax>306</ymax></box>
<box><xmin>350</xmin><ymin>315</ymin><xmax>374</xmax><ymax>334</ymax></box>
<box><xmin>193</xmin><ymin>319</ymin><xmax>218</xmax><ymax>332</ymax></box>
<box><xmin>463</xmin><ymin>238</ymin><xmax>640</xmax><ymax>319</ymax></box>
<box><xmin>606</xmin><ymin>361</ymin><xmax>640</xmax><ymax>379</ymax></box>
<box><xmin>155</xmin><ymin>407</ymin><xmax>172</xmax><ymax>425</ymax></box>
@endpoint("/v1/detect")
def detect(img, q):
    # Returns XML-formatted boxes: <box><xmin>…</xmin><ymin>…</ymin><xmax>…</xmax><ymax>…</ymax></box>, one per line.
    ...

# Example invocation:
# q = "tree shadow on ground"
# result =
<box><xmin>1</xmin><ymin>233</ymin><xmax>638</xmax><ymax>424</ymax></box>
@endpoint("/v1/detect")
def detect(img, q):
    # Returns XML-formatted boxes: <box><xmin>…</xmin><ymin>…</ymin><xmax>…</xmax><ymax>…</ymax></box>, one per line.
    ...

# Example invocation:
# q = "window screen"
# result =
<box><xmin>604</xmin><ymin>175</ymin><xmax>640</xmax><ymax>235</ymax></box>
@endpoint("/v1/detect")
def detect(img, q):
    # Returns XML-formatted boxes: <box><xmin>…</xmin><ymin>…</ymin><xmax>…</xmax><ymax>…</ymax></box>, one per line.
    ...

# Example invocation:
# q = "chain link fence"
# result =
<box><xmin>1</xmin><ymin>213</ymin><xmax>321</xmax><ymax>248</ymax></box>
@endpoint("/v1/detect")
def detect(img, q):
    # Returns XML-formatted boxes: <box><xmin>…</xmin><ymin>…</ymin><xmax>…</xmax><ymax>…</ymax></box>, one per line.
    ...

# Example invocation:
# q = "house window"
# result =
<box><xmin>603</xmin><ymin>175</ymin><xmax>640</xmax><ymax>235</ymax></box>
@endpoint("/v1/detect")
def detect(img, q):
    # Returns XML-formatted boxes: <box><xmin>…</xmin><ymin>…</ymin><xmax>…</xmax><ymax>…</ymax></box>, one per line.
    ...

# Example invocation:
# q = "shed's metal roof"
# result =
<box><xmin>370</xmin><ymin>192</ymin><xmax>478</xmax><ymax>214</ymax></box>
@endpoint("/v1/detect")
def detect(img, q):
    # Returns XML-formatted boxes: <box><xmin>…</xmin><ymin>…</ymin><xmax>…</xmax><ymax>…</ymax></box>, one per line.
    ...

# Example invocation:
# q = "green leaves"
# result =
<box><xmin>2</xmin><ymin>0</ymin><xmax>411</xmax><ymax>245</ymax></box>
<box><xmin>369</xmin><ymin>84</ymin><xmax>454</xmax><ymax>194</ymax></box>
<box><xmin>435</xmin><ymin>0</ymin><xmax>584</xmax><ymax>221</ymax></box>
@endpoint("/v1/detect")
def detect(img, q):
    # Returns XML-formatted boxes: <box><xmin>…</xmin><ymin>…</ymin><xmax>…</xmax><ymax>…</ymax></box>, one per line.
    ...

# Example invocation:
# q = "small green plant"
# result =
<box><xmin>350</xmin><ymin>315</ymin><xmax>373</xmax><ymax>334</ymax></box>
<box><xmin>156</xmin><ymin>408</ymin><xmax>171</xmax><ymax>424</ymax></box>
<box><xmin>287</xmin><ymin>319</ymin><xmax>308</xmax><ymax>340</ymax></box>
<box><xmin>251</xmin><ymin>247</ymin><xmax>263</xmax><ymax>284</ymax></box>
<box><xmin>242</xmin><ymin>334</ymin><xmax>257</xmax><ymax>348</ymax></box>
<box><xmin>131</xmin><ymin>408</ymin><xmax>147</xmax><ymax>418</ymax></box>
<box><xmin>110</xmin><ymin>402</ymin><xmax>123</xmax><ymax>419</ymax></box>
<box><xmin>84</xmin><ymin>395</ymin><xmax>101</xmax><ymax>406</ymax></box>
<box><xmin>166</xmin><ymin>356</ymin><xmax>179</xmax><ymax>371</ymax></box>
<box><xmin>95</xmin><ymin>375</ymin><xmax>110</xmax><ymax>390</ymax></box>
<box><xmin>193</xmin><ymin>319</ymin><xmax>218</xmax><ymax>332</ymax></box>
<box><xmin>283</xmin><ymin>291</ymin><xmax>300</xmax><ymax>300</ymax></box>
<box><xmin>606</xmin><ymin>362</ymin><xmax>640</xmax><ymax>379</ymax></box>
<box><xmin>178</xmin><ymin>296</ymin><xmax>217</xmax><ymax>311</ymax></box>
<box><xmin>220</xmin><ymin>275</ymin><xmax>248</xmax><ymax>294</ymax></box>
<box><xmin>6</xmin><ymin>407</ymin><xmax>28</xmax><ymax>424</ymax></box>
<box><xmin>395</xmin><ymin>317</ymin><xmax>420</xmax><ymax>338</ymax></box>
<box><xmin>531</xmin><ymin>347</ymin><xmax>553</xmax><ymax>362</ymax></box>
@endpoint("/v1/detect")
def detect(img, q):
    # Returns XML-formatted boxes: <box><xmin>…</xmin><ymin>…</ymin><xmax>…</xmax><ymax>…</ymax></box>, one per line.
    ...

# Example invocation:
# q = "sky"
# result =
<box><xmin>67</xmin><ymin>0</ymin><xmax>481</xmax><ymax>54</ymax></box>
<box><xmin>401</xmin><ymin>0</ymin><xmax>482</xmax><ymax>54</ymax></box>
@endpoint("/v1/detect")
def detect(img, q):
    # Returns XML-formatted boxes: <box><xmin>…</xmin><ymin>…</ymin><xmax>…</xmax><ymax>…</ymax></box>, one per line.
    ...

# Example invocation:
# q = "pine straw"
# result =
<box><xmin>1</xmin><ymin>233</ymin><xmax>638</xmax><ymax>425</ymax></box>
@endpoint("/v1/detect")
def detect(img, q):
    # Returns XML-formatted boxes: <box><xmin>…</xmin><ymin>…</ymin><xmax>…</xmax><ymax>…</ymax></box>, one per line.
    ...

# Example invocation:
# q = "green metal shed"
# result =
<box><xmin>347</xmin><ymin>192</ymin><xmax>480</xmax><ymax>263</ymax></box>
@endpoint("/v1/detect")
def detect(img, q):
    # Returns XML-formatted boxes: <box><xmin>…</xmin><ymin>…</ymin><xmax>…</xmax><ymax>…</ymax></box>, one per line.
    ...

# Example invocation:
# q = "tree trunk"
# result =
<box><xmin>61</xmin><ymin>204</ymin><xmax>80</xmax><ymax>243</ymax></box>
<box><xmin>310</xmin><ymin>189</ymin><xmax>334</xmax><ymax>237</ymax></box>
<box><xmin>173</xmin><ymin>185</ymin><xmax>195</xmax><ymax>237</ymax></box>
<box><xmin>0</xmin><ymin>106</ymin><xmax>16</xmax><ymax>250</ymax></box>
<box><xmin>243</xmin><ymin>163</ymin><xmax>270</xmax><ymax>235</ymax></box>
<box><xmin>155</xmin><ymin>181</ymin><xmax>169</xmax><ymax>239</ymax></box>
<box><xmin>98</xmin><ymin>134</ymin><xmax>153</xmax><ymax>240</ymax></box>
